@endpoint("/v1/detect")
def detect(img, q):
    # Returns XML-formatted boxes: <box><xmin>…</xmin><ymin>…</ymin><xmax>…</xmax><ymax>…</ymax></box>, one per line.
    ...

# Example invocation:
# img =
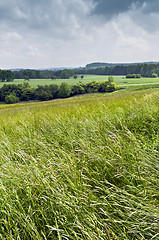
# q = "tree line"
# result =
<box><xmin>12</xmin><ymin>69</ymin><xmax>74</xmax><ymax>80</ymax></box>
<box><xmin>74</xmin><ymin>63</ymin><xmax>159</xmax><ymax>77</ymax></box>
<box><xmin>0</xmin><ymin>80</ymin><xmax>118</xmax><ymax>104</ymax></box>
<box><xmin>0</xmin><ymin>69</ymin><xmax>74</xmax><ymax>81</ymax></box>
<box><xmin>1</xmin><ymin>63</ymin><xmax>159</xmax><ymax>82</ymax></box>
<box><xmin>0</xmin><ymin>70</ymin><xmax>14</xmax><ymax>82</ymax></box>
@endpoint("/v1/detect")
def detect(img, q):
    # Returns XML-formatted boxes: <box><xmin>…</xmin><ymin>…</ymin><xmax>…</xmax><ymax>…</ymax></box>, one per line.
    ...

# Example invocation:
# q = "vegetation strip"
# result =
<box><xmin>0</xmin><ymin>79</ymin><xmax>118</xmax><ymax>104</ymax></box>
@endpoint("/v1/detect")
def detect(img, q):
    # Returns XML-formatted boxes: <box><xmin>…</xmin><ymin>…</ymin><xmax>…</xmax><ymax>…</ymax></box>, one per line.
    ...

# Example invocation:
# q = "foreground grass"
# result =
<box><xmin>0</xmin><ymin>89</ymin><xmax>159</xmax><ymax>239</ymax></box>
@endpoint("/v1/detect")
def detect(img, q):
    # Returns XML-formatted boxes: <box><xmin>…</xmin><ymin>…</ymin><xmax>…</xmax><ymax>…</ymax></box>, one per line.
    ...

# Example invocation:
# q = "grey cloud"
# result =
<box><xmin>128</xmin><ymin>0</ymin><xmax>159</xmax><ymax>32</ymax></box>
<box><xmin>0</xmin><ymin>0</ymin><xmax>90</xmax><ymax>39</ymax></box>
<box><xmin>90</xmin><ymin>0</ymin><xmax>159</xmax><ymax>33</ymax></box>
<box><xmin>141</xmin><ymin>0</ymin><xmax>159</xmax><ymax>14</ymax></box>
<box><xmin>91</xmin><ymin>0</ymin><xmax>159</xmax><ymax>17</ymax></box>
<box><xmin>91</xmin><ymin>0</ymin><xmax>145</xmax><ymax>19</ymax></box>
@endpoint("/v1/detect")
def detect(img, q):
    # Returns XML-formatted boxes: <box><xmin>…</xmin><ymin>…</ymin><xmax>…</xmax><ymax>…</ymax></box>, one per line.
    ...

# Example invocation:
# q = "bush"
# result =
<box><xmin>5</xmin><ymin>94</ymin><xmax>19</xmax><ymax>104</ymax></box>
<box><xmin>58</xmin><ymin>82</ymin><xmax>71</xmax><ymax>98</ymax></box>
<box><xmin>152</xmin><ymin>73</ymin><xmax>158</xmax><ymax>78</ymax></box>
<box><xmin>98</xmin><ymin>81</ymin><xmax>118</xmax><ymax>92</ymax></box>
<box><xmin>35</xmin><ymin>84</ymin><xmax>59</xmax><ymax>101</ymax></box>
<box><xmin>73</xmin><ymin>75</ymin><xmax>78</xmax><ymax>80</ymax></box>
<box><xmin>85</xmin><ymin>81</ymin><xmax>100</xmax><ymax>93</ymax></box>
<box><xmin>20</xmin><ymin>88</ymin><xmax>35</xmax><ymax>101</ymax></box>
<box><xmin>71</xmin><ymin>83</ymin><xmax>86</xmax><ymax>95</ymax></box>
<box><xmin>108</xmin><ymin>75</ymin><xmax>114</xmax><ymax>82</ymax></box>
<box><xmin>136</xmin><ymin>74</ymin><xmax>141</xmax><ymax>78</ymax></box>
<box><xmin>126</xmin><ymin>74</ymin><xmax>141</xmax><ymax>79</ymax></box>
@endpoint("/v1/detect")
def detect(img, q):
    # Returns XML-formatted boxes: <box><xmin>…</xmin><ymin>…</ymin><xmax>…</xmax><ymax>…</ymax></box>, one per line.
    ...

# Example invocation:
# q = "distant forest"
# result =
<box><xmin>1</xmin><ymin>63</ymin><xmax>159</xmax><ymax>82</ymax></box>
<box><xmin>13</xmin><ymin>63</ymin><xmax>159</xmax><ymax>79</ymax></box>
<box><xmin>76</xmin><ymin>63</ymin><xmax>159</xmax><ymax>77</ymax></box>
<box><xmin>85</xmin><ymin>61</ymin><xmax>159</xmax><ymax>68</ymax></box>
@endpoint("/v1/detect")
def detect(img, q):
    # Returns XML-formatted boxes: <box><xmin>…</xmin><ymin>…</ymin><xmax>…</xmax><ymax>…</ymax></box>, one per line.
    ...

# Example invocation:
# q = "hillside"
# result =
<box><xmin>0</xmin><ymin>88</ymin><xmax>159</xmax><ymax>239</ymax></box>
<box><xmin>86</xmin><ymin>61</ymin><xmax>159</xmax><ymax>68</ymax></box>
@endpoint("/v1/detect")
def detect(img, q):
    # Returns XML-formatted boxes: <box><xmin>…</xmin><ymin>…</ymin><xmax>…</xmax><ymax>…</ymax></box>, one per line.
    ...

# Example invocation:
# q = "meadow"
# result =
<box><xmin>0</xmin><ymin>87</ymin><xmax>159</xmax><ymax>239</ymax></box>
<box><xmin>0</xmin><ymin>74</ymin><xmax>159</xmax><ymax>89</ymax></box>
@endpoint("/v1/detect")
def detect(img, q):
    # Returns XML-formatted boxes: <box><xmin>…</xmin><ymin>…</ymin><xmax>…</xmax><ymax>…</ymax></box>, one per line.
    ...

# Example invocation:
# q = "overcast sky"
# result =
<box><xmin>0</xmin><ymin>0</ymin><xmax>159</xmax><ymax>69</ymax></box>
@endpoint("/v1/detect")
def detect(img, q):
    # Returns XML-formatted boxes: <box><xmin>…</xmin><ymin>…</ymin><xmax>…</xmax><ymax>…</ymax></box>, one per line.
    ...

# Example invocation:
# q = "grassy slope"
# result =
<box><xmin>0</xmin><ymin>89</ymin><xmax>159</xmax><ymax>239</ymax></box>
<box><xmin>0</xmin><ymin>75</ymin><xmax>159</xmax><ymax>88</ymax></box>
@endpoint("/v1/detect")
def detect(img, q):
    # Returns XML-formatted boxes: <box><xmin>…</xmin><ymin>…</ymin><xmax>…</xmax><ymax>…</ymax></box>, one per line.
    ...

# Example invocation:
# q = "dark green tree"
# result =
<box><xmin>0</xmin><ymin>70</ymin><xmax>14</xmax><ymax>82</ymax></box>
<box><xmin>58</xmin><ymin>82</ymin><xmax>70</xmax><ymax>98</ymax></box>
<box><xmin>73</xmin><ymin>75</ymin><xmax>78</xmax><ymax>80</ymax></box>
<box><xmin>71</xmin><ymin>83</ymin><xmax>86</xmax><ymax>95</ymax></box>
<box><xmin>152</xmin><ymin>73</ymin><xmax>158</xmax><ymax>78</ymax></box>
<box><xmin>24</xmin><ymin>76</ymin><xmax>30</xmax><ymax>81</ymax></box>
<box><xmin>5</xmin><ymin>94</ymin><xmax>19</xmax><ymax>104</ymax></box>
<box><xmin>50</xmin><ymin>75</ymin><xmax>56</xmax><ymax>80</ymax></box>
<box><xmin>108</xmin><ymin>75</ymin><xmax>114</xmax><ymax>82</ymax></box>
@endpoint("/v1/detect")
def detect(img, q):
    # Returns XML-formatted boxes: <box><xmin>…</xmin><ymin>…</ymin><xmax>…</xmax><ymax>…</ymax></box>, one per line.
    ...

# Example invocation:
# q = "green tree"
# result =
<box><xmin>24</xmin><ymin>76</ymin><xmax>30</xmax><ymax>81</ymax></box>
<box><xmin>152</xmin><ymin>73</ymin><xmax>158</xmax><ymax>78</ymax></box>
<box><xmin>136</xmin><ymin>74</ymin><xmax>141</xmax><ymax>78</ymax></box>
<box><xmin>35</xmin><ymin>85</ymin><xmax>53</xmax><ymax>101</ymax></box>
<box><xmin>71</xmin><ymin>83</ymin><xmax>85</xmax><ymax>95</ymax></box>
<box><xmin>0</xmin><ymin>69</ymin><xmax>5</xmax><ymax>82</ymax></box>
<box><xmin>108</xmin><ymin>75</ymin><xmax>114</xmax><ymax>82</ymax></box>
<box><xmin>5</xmin><ymin>94</ymin><xmax>19</xmax><ymax>104</ymax></box>
<box><xmin>5</xmin><ymin>70</ymin><xmax>14</xmax><ymax>82</ymax></box>
<box><xmin>0</xmin><ymin>70</ymin><xmax>14</xmax><ymax>82</ymax></box>
<box><xmin>126</xmin><ymin>74</ymin><xmax>136</xmax><ymax>78</ymax></box>
<box><xmin>73</xmin><ymin>75</ymin><xmax>78</xmax><ymax>80</ymax></box>
<box><xmin>98</xmin><ymin>81</ymin><xmax>118</xmax><ymax>92</ymax></box>
<box><xmin>58</xmin><ymin>82</ymin><xmax>70</xmax><ymax>98</ymax></box>
<box><xmin>85</xmin><ymin>81</ymin><xmax>100</xmax><ymax>93</ymax></box>
<box><xmin>50</xmin><ymin>75</ymin><xmax>56</xmax><ymax>80</ymax></box>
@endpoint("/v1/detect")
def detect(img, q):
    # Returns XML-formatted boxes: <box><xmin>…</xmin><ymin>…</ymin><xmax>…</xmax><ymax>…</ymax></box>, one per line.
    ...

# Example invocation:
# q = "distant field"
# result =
<box><xmin>0</xmin><ymin>75</ymin><xmax>159</xmax><ymax>88</ymax></box>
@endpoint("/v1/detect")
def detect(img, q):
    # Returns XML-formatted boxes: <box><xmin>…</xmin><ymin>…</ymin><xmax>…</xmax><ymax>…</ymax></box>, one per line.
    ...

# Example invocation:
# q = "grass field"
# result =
<box><xmin>0</xmin><ymin>88</ymin><xmax>159</xmax><ymax>239</ymax></box>
<box><xmin>0</xmin><ymin>75</ymin><xmax>159</xmax><ymax>89</ymax></box>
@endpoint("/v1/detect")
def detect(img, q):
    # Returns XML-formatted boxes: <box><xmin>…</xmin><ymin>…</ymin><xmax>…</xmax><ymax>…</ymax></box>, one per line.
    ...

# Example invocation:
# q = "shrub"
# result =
<box><xmin>20</xmin><ymin>88</ymin><xmax>35</xmax><ymax>101</ymax></box>
<box><xmin>98</xmin><ymin>81</ymin><xmax>118</xmax><ymax>92</ymax></box>
<box><xmin>5</xmin><ymin>94</ymin><xmax>19</xmax><ymax>104</ymax></box>
<box><xmin>136</xmin><ymin>74</ymin><xmax>141</xmax><ymax>78</ymax></box>
<box><xmin>73</xmin><ymin>75</ymin><xmax>78</xmax><ymax>80</ymax></box>
<box><xmin>58</xmin><ymin>82</ymin><xmax>71</xmax><ymax>98</ymax></box>
<box><xmin>126</xmin><ymin>74</ymin><xmax>141</xmax><ymax>78</ymax></box>
<box><xmin>85</xmin><ymin>81</ymin><xmax>100</xmax><ymax>93</ymax></box>
<box><xmin>71</xmin><ymin>83</ymin><xmax>86</xmax><ymax>95</ymax></box>
<box><xmin>108</xmin><ymin>75</ymin><xmax>114</xmax><ymax>82</ymax></box>
<box><xmin>152</xmin><ymin>73</ymin><xmax>158</xmax><ymax>78</ymax></box>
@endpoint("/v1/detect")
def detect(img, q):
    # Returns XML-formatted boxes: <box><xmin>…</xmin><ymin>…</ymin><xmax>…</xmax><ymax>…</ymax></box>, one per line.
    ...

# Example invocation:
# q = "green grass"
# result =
<box><xmin>0</xmin><ymin>89</ymin><xmax>159</xmax><ymax>239</ymax></box>
<box><xmin>0</xmin><ymin>75</ymin><xmax>159</xmax><ymax>89</ymax></box>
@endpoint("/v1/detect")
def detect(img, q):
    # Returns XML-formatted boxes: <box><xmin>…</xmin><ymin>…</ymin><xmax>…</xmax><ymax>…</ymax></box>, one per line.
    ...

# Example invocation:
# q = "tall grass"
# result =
<box><xmin>0</xmin><ymin>89</ymin><xmax>159</xmax><ymax>239</ymax></box>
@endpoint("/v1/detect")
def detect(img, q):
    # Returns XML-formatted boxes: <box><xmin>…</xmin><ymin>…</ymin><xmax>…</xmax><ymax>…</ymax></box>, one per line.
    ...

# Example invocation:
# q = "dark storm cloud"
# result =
<box><xmin>91</xmin><ymin>0</ymin><xmax>159</xmax><ymax>19</ymax></box>
<box><xmin>91</xmin><ymin>0</ymin><xmax>145</xmax><ymax>19</ymax></box>
<box><xmin>141</xmin><ymin>0</ymin><xmax>159</xmax><ymax>14</ymax></box>
<box><xmin>90</xmin><ymin>0</ymin><xmax>159</xmax><ymax>33</ymax></box>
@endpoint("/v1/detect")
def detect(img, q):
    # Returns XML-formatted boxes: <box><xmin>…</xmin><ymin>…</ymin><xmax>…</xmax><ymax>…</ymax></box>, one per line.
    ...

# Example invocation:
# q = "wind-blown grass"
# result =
<box><xmin>0</xmin><ymin>89</ymin><xmax>159</xmax><ymax>239</ymax></box>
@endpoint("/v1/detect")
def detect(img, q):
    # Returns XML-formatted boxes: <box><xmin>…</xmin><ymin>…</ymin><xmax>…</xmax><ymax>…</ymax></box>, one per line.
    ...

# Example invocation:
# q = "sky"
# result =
<box><xmin>0</xmin><ymin>0</ymin><xmax>159</xmax><ymax>69</ymax></box>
